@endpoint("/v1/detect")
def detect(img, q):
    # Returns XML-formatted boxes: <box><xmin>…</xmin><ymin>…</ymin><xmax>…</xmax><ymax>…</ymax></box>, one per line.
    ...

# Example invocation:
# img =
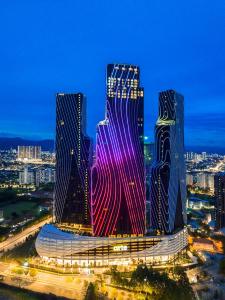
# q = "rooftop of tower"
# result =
<box><xmin>56</xmin><ymin>92</ymin><xmax>84</xmax><ymax>97</ymax></box>
<box><xmin>159</xmin><ymin>89</ymin><xmax>184</xmax><ymax>98</ymax></box>
<box><xmin>107</xmin><ymin>63</ymin><xmax>140</xmax><ymax>76</ymax></box>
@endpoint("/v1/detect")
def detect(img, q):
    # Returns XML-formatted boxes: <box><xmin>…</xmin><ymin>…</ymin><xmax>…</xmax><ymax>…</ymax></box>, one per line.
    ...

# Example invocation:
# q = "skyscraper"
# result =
<box><xmin>150</xmin><ymin>90</ymin><xmax>186</xmax><ymax>234</ymax></box>
<box><xmin>144</xmin><ymin>140</ymin><xmax>154</xmax><ymax>230</ymax></box>
<box><xmin>54</xmin><ymin>93</ymin><xmax>92</xmax><ymax>225</ymax></box>
<box><xmin>215</xmin><ymin>173</ymin><xmax>225</xmax><ymax>230</ymax></box>
<box><xmin>91</xmin><ymin>64</ymin><xmax>145</xmax><ymax>237</ymax></box>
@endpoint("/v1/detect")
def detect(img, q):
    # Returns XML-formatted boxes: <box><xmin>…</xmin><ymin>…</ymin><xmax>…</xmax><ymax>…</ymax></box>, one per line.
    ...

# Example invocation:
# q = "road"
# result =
<box><xmin>0</xmin><ymin>217</ymin><xmax>51</xmax><ymax>253</ymax></box>
<box><xmin>0</xmin><ymin>261</ymin><xmax>91</xmax><ymax>300</ymax></box>
<box><xmin>0</xmin><ymin>217</ymin><xmax>89</xmax><ymax>299</ymax></box>
<box><xmin>209</xmin><ymin>160</ymin><xmax>225</xmax><ymax>172</ymax></box>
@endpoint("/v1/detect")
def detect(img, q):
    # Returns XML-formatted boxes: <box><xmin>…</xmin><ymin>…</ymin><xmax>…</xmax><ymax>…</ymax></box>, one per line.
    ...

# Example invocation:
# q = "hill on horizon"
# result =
<box><xmin>0</xmin><ymin>136</ymin><xmax>224</xmax><ymax>154</ymax></box>
<box><xmin>0</xmin><ymin>137</ymin><xmax>54</xmax><ymax>151</ymax></box>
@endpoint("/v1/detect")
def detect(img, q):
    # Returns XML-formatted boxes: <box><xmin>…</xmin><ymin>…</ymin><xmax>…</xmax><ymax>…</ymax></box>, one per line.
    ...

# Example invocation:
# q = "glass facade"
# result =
<box><xmin>91</xmin><ymin>64</ymin><xmax>145</xmax><ymax>236</ymax></box>
<box><xmin>215</xmin><ymin>172</ymin><xmax>225</xmax><ymax>229</ymax></box>
<box><xmin>150</xmin><ymin>90</ymin><xmax>186</xmax><ymax>234</ymax></box>
<box><xmin>54</xmin><ymin>93</ymin><xmax>92</xmax><ymax>225</ymax></box>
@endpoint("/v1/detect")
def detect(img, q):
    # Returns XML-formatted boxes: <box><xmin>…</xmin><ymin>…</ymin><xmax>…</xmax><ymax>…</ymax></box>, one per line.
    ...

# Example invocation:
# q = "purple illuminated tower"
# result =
<box><xmin>91</xmin><ymin>64</ymin><xmax>145</xmax><ymax>237</ymax></box>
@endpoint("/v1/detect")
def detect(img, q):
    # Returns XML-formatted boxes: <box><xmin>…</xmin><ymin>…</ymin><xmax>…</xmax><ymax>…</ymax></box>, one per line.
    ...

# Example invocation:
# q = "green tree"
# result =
<box><xmin>85</xmin><ymin>282</ymin><xmax>97</xmax><ymax>300</ymax></box>
<box><xmin>11</xmin><ymin>212</ymin><xmax>19</xmax><ymax>219</ymax></box>
<box><xmin>29</xmin><ymin>269</ymin><xmax>37</xmax><ymax>277</ymax></box>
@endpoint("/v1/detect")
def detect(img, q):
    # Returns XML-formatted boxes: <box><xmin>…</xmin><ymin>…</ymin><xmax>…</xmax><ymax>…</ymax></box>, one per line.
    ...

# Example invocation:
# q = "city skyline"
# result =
<box><xmin>1</xmin><ymin>1</ymin><xmax>225</xmax><ymax>150</ymax></box>
<box><xmin>35</xmin><ymin>64</ymin><xmax>188</xmax><ymax>267</ymax></box>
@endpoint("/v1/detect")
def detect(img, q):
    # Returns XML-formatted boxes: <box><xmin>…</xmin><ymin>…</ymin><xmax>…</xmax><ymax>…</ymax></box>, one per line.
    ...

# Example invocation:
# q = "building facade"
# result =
<box><xmin>186</xmin><ymin>173</ymin><xmax>194</xmax><ymax>186</ymax></box>
<box><xmin>91</xmin><ymin>64</ymin><xmax>145</xmax><ymax>236</ymax></box>
<box><xmin>35</xmin><ymin>167</ymin><xmax>56</xmax><ymax>186</ymax></box>
<box><xmin>17</xmin><ymin>146</ymin><xmax>41</xmax><ymax>161</ymax></box>
<box><xmin>215</xmin><ymin>173</ymin><xmax>225</xmax><ymax>229</ymax></box>
<box><xmin>19</xmin><ymin>166</ymin><xmax>35</xmax><ymax>185</ymax></box>
<box><xmin>194</xmin><ymin>172</ymin><xmax>215</xmax><ymax>192</ymax></box>
<box><xmin>150</xmin><ymin>90</ymin><xmax>186</xmax><ymax>234</ymax></box>
<box><xmin>54</xmin><ymin>93</ymin><xmax>92</xmax><ymax>225</ymax></box>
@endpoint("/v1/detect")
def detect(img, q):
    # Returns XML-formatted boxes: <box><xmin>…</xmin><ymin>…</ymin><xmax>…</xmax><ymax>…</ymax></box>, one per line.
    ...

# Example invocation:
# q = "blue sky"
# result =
<box><xmin>0</xmin><ymin>0</ymin><xmax>225</xmax><ymax>149</ymax></box>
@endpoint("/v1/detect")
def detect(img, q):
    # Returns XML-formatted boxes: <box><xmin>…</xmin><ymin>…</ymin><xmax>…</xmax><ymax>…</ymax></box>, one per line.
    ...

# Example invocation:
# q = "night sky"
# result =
<box><xmin>1</xmin><ymin>1</ymin><xmax>225</xmax><ymax>150</ymax></box>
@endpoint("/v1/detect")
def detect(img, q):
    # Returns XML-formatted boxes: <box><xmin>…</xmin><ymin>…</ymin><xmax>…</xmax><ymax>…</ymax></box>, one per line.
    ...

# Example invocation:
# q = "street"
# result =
<box><xmin>0</xmin><ymin>217</ymin><xmax>52</xmax><ymax>253</ymax></box>
<box><xmin>0</xmin><ymin>261</ymin><xmax>93</xmax><ymax>300</ymax></box>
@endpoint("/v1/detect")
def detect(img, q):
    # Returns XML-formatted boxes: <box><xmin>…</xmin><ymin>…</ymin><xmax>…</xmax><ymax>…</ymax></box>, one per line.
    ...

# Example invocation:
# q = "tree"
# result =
<box><xmin>11</xmin><ymin>212</ymin><xmax>19</xmax><ymax>219</ymax></box>
<box><xmin>85</xmin><ymin>282</ymin><xmax>98</xmax><ymax>300</ymax></box>
<box><xmin>83</xmin><ymin>280</ymin><xmax>89</xmax><ymax>289</ymax></box>
<box><xmin>213</xmin><ymin>289</ymin><xmax>219</xmax><ymax>299</ymax></box>
<box><xmin>12</xmin><ymin>267</ymin><xmax>23</xmax><ymax>275</ymax></box>
<box><xmin>65</xmin><ymin>276</ymin><xmax>73</xmax><ymax>283</ymax></box>
<box><xmin>110</xmin><ymin>287</ymin><xmax>118</xmax><ymax>299</ymax></box>
<box><xmin>29</xmin><ymin>268</ymin><xmax>37</xmax><ymax>277</ymax></box>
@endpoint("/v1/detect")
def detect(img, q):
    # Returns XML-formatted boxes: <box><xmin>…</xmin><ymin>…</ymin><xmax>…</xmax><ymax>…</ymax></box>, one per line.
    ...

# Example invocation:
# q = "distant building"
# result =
<box><xmin>194</xmin><ymin>172</ymin><xmax>214</xmax><ymax>192</ymax></box>
<box><xmin>186</xmin><ymin>152</ymin><xmax>194</xmax><ymax>161</ymax></box>
<box><xmin>215</xmin><ymin>173</ymin><xmax>225</xmax><ymax>229</ymax></box>
<box><xmin>196</xmin><ymin>173</ymin><xmax>208</xmax><ymax>189</ymax></box>
<box><xmin>41</xmin><ymin>151</ymin><xmax>55</xmax><ymax>163</ymax></box>
<box><xmin>186</xmin><ymin>173</ymin><xmax>194</xmax><ymax>186</ymax></box>
<box><xmin>144</xmin><ymin>141</ymin><xmax>154</xmax><ymax>177</ymax></box>
<box><xmin>39</xmin><ymin>202</ymin><xmax>52</xmax><ymax>212</ymax></box>
<box><xmin>192</xmin><ymin>238</ymin><xmax>214</xmax><ymax>252</ymax></box>
<box><xmin>188</xmin><ymin>197</ymin><xmax>213</xmax><ymax>210</ymax></box>
<box><xmin>187</xmin><ymin>220</ymin><xmax>200</xmax><ymax>232</ymax></box>
<box><xmin>0</xmin><ymin>210</ymin><xmax>4</xmax><ymax>222</ymax></box>
<box><xmin>207</xmin><ymin>174</ymin><xmax>215</xmax><ymax>193</ymax></box>
<box><xmin>19</xmin><ymin>166</ymin><xmax>55</xmax><ymax>186</ymax></box>
<box><xmin>204</xmin><ymin>213</ymin><xmax>212</xmax><ymax>224</ymax></box>
<box><xmin>17</xmin><ymin>146</ymin><xmax>41</xmax><ymax>161</ymax></box>
<box><xmin>36</xmin><ymin>167</ymin><xmax>56</xmax><ymax>186</ymax></box>
<box><xmin>191</xmin><ymin>153</ymin><xmax>202</xmax><ymax>162</ymax></box>
<box><xmin>202</xmin><ymin>151</ymin><xmax>207</xmax><ymax>160</ymax></box>
<box><xmin>19</xmin><ymin>166</ymin><xmax>35</xmax><ymax>185</ymax></box>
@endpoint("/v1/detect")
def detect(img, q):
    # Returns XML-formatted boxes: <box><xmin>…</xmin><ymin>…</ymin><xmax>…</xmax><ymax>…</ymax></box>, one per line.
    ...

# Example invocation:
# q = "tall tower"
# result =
<box><xmin>150</xmin><ymin>90</ymin><xmax>186</xmax><ymax>234</ymax></box>
<box><xmin>54</xmin><ymin>93</ymin><xmax>92</xmax><ymax>225</ymax></box>
<box><xmin>91</xmin><ymin>64</ymin><xmax>145</xmax><ymax>237</ymax></box>
<box><xmin>144</xmin><ymin>140</ymin><xmax>154</xmax><ymax>230</ymax></box>
<box><xmin>215</xmin><ymin>173</ymin><xmax>225</xmax><ymax>230</ymax></box>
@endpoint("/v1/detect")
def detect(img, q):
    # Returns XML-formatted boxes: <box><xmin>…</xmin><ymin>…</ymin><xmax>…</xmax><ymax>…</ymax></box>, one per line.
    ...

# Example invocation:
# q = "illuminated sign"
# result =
<box><xmin>113</xmin><ymin>245</ymin><xmax>128</xmax><ymax>252</ymax></box>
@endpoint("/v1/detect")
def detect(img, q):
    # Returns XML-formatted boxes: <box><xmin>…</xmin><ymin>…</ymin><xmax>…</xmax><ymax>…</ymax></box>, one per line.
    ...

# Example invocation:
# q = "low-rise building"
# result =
<box><xmin>192</xmin><ymin>238</ymin><xmax>214</xmax><ymax>252</ymax></box>
<box><xmin>35</xmin><ymin>225</ymin><xmax>188</xmax><ymax>267</ymax></box>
